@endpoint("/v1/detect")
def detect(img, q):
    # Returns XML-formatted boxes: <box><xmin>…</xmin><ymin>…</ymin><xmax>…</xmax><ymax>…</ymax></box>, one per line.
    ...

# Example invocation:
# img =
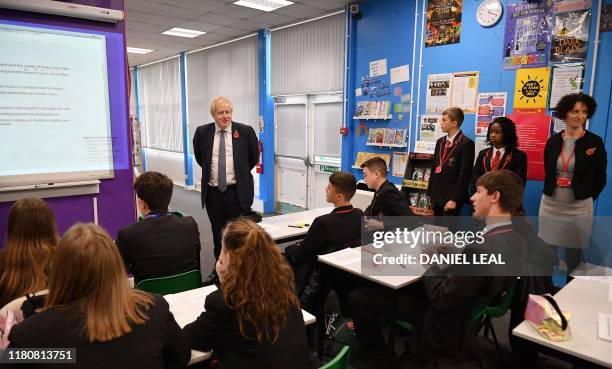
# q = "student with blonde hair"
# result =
<box><xmin>184</xmin><ymin>218</ymin><xmax>314</xmax><ymax>369</ymax></box>
<box><xmin>0</xmin><ymin>197</ymin><xmax>58</xmax><ymax>310</ymax></box>
<box><xmin>7</xmin><ymin>223</ymin><xmax>190</xmax><ymax>369</ymax></box>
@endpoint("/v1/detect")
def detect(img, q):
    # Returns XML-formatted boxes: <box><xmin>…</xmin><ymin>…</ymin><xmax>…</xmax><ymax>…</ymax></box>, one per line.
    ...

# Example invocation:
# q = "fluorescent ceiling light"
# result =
<box><xmin>162</xmin><ymin>27</ymin><xmax>206</xmax><ymax>38</ymax></box>
<box><xmin>126</xmin><ymin>47</ymin><xmax>153</xmax><ymax>54</ymax></box>
<box><xmin>233</xmin><ymin>0</ymin><xmax>293</xmax><ymax>12</ymax></box>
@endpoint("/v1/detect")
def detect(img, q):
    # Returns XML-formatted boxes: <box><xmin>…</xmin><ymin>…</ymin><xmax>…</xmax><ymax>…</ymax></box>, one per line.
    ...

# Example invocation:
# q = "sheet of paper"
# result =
<box><xmin>355</xmin><ymin>88</ymin><xmax>362</xmax><ymax>97</ymax></box>
<box><xmin>598</xmin><ymin>313</ymin><xmax>612</xmax><ymax>342</ymax></box>
<box><xmin>320</xmin><ymin>247</ymin><xmax>362</xmax><ymax>267</ymax></box>
<box><xmin>259</xmin><ymin>223</ymin><xmax>279</xmax><ymax>233</ymax></box>
<box><xmin>451</xmin><ymin>71</ymin><xmax>479</xmax><ymax>113</ymax></box>
<box><xmin>390</xmin><ymin>64</ymin><xmax>410</xmax><ymax>84</ymax></box>
<box><xmin>426</xmin><ymin>73</ymin><xmax>452</xmax><ymax>113</ymax></box>
<box><xmin>369</xmin><ymin>58</ymin><xmax>387</xmax><ymax>77</ymax></box>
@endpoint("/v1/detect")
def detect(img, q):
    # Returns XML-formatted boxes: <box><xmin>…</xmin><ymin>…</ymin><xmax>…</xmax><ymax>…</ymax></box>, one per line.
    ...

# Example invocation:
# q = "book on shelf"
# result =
<box><xmin>409</xmin><ymin>192</ymin><xmax>420</xmax><ymax>207</ymax></box>
<box><xmin>417</xmin><ymin>194</ymin><xmax>430</xmax><ymax>209</ymax></box>
<box><xmin>383</xmin><ymin>129</ymin><xmax>396</xmax><ymax>145</ymax></box>
<box><xmin>375</xmin><ymin>129</ymin><xmax>384</xmax><ymax>144</ymax></box>
<box><xmin>393</xmin><ymin>129</ymin><xmax>406</xmax><ymax>146</ymax></box>
<box><xmin>423</xmin><ymin>167</ymin><xmax>432</xmax><ymax>182</ymax></box>
<box><xmin>411</xmin><ymin>167</ymin><xmax>425</xmax><ymax>181</ymax></box>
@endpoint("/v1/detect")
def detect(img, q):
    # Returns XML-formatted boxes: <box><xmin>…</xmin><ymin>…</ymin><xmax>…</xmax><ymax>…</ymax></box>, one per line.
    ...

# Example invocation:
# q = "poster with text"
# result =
<box><xmin>549</xmin><ymin>63</ymin><xmax>584</xmax><ymax>109</ymax></box>
<box><xmin>392</xmin><ymin>152</ymin><xmax>409</xmax><ymax>177</ymax></box>
<box><xmin>551</xmin><ymin>9</ymin><xmax>591</xmax><ymax>62</ymax></box>
<box><xmin>509</xmin><ymin>112</ymin><xmax>550</xmax><ymax>180</ymax></box>
<box><xmin>451</xmin><ymin>71</ymin><xmax>479</xmax><ymax>113</ymax></box>
<box><xmin>602</xmin><ymin>4</ymin><xmax>612</xmax><ymax>32</ymax></box>
<box><xmin>503</xmin><ymin>2</ymin><xmax>553</xmax><ymax>70</ymax></box>
<box><xmin>475</xmin><ymin>93</ymin><xmax>507</xmax><ymax>137</ymax></box>
<box><xmin>551</xmin><ymin>111</ymin><xmax>567</xmax><ymax>133</ymax></box>
<box><xmin>420</xmin><ymin>115</ymin><xmax>445</xmax><ymax>142</ymax></box>
<box><xmin>514</xmin><ymin>67</ymin><xmax>550</xmax><ymax>110</ymax></box>
<box><xmin>425</xmin><ymin>0</ymin><xmax>463</xmax><ymax>47</ymax></box>
<box><xmin>426</xmin><ymin>73</ymin><xmax>452</xmax><ymax>113</ymax></box>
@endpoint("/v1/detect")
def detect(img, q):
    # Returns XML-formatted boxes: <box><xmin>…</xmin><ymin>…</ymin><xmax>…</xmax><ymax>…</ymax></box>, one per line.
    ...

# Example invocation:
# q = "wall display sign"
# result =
<box><xmin>551</xmin><ymin>111</ymin><xmax>567</xmax><ymax>133</ymax></box>
<box><xmin>514</xmin><ymin>67</ymin><xmax>550</xmax><ymax>110</ymax></box>
<box><xmin>475</xmin><ymin>92</ymin><xmax>507</xmax><ymax>137</ymax></box>
<box><xmin>425</xmin><ymin>0</ymin><xmax>463</xmax><ymax>47</ymax></box>
<box><xmin>474</xmin><ymin>136</ymin><xmax>489</xmax><ymax>163</ymax></box>
<box><xmin>551</xmin><ymin>9</ymin><xmax>591</xmax><ymax>63</ymax></box>
<box><xmin>509</xmin><ymin>112</ymin><xmax>550</xmax><ymax>180</ymax></box>
<box><xmin>369</xmin><ymin>59</ymin><xmax>388</xmax><ymax>77</ymax></box>
<box><xmin>419</xmin><ymin>115</ymin><xmax>445</xmax><ymax>142</ymax></box>
<box><xmin>451</xmin><ymin>71</ymin><xmax>479</xmax><ymax>113</ymax></box>
<box><xmin>425</xmin><ymin>73</ymin><xmax>452</xmax><ymax>113</ymax></box>
<box><xmin>502</xmin><ymin>2</ymin><xmax>553</xmax><ymax>70</ymax></box>
<box><xmin>549</xmin><ymin>63</ymin><xmax>584</xmax><ymax>109</ymax></box>
<box><xmin>602</xmin><ymin>5</ymin><xmax>612</xmax><ymax>32</ymax></box>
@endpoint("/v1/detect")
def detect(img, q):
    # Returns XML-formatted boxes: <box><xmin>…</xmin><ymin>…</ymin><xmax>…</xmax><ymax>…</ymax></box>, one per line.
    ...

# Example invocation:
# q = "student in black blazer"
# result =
<box><xmin>538</xmin><ymin>93</ymin><xmax>607</xmax><ymax>274</ymax></box>
<box><xmin>349</xmin><ymin>170</ymin><xmax>527</xmax><ymax>368</ymax></box>
<box><xmin>8</xmin><ymin>224</ymin><xmax>191</xmax><ymax>369</ymax></box>
<box><xmin>472</xmin><ymin>117</ymin><xmax>528</xmax><ymax>187</ymax></box>
<box><xmin>183</xmin><ymin>219</ymin><xmax>314</xmax><ymax>369</ymax></box>
<box><xmin>427</xmin><ymin>107</ymin><xmax>475</xmax><ymax>216</ymax></box>
<box><xmin>360</xmin><ymin>157</ymin><xmax>413</xmax><ymax>217</ymax></box>
<box><xmin>192</xmin><ymin>96</ymin><xmax>258</xmax><ymax>284</ymax></box>
<box><xmin>284</xmin><ymin>172</ymin><xmax>363</xmax><ymax>311</ymax></box>
<box><xmin>116</xmin><ymin>171</ymin><xmax>201</xmax><ymax>285</ymax></box>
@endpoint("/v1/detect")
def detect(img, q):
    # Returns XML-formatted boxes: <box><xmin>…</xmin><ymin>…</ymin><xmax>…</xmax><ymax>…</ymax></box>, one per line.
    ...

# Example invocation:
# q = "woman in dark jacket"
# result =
<box><xmin>183</xmin><ymin>219</ymin><xmax>314</xmax><ymax>369</ymax></box>
<box><xmin>472</xmin><ymin>117</ymin><xmax>528</xmax><ymax>187</ymax></box>
<box><xmin>538</xmin><ymin>93</ymin><xmax>607</xmax><ymax>274</ymax></box>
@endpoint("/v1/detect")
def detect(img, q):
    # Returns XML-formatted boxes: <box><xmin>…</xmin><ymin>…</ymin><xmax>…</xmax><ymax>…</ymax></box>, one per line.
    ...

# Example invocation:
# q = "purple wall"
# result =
<box><xmin>0</xmin><ymin>0</ymin><xmax>135</xmax><ymax>243</ymax></box>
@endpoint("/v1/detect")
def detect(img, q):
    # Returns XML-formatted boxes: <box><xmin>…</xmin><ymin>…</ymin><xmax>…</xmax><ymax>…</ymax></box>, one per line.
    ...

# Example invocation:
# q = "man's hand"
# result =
<box><xmin>444</xmin><ymin>200</ymin><xmax>457</xmax><ymax>211</ymax></box>
<box><xmin>364</xmin><ymin>218</ymin><xmax>384</xmax><ymax>231</ymax></box>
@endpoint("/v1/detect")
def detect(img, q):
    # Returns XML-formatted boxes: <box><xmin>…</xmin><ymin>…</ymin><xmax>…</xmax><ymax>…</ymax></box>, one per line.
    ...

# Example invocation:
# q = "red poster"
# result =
<box><xmin>510</xmin><ymin>112</ymin><xmax>551</xmax><ymax>180</ymax></box>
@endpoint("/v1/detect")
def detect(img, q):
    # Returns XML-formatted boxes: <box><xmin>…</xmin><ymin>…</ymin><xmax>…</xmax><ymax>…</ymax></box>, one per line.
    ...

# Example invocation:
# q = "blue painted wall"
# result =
<box><xmin>347</xmin><ymin>0</ymin><xmax>612</xmax><ymax>218</ymax></box>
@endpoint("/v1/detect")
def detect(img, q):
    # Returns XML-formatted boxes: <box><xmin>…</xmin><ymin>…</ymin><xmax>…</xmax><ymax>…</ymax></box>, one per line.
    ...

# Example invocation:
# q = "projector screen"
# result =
<box><xmin>0</xmin><ymin>22</ymin><xmax>114</xmax><ymax>188</ymax></box>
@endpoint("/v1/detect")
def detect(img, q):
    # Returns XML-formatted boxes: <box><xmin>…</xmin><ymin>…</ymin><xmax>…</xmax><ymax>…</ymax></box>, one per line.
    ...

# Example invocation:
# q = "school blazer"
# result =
<box><xmin>472</xmin><ymin>147</ymin><xmax>528</xmax><ymax>186</ymax></box>
<box><xmin>542</xmin><ymin>130</ymin><xmax>607</xmax><ymax>200</ymax></box>
<box><xmin>427</xmin><ymin>133</ymin><xmax>475</xmax><ymax>206</ymax></box>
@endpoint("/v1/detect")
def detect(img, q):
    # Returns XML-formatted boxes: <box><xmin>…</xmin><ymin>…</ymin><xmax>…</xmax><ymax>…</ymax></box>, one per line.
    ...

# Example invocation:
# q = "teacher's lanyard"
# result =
<box><xmin>438</xmin><ymin>132</ymin><xmax>462</xmax><ymax>170</ymax></box>
<box><xmin>144</xmin><ymin>212</ymin><xmax>170</xmax><ymax>219</ymax></box>
<box><xmin>559</xmin><ymin>131</ymin><xmax>585</xmax><ymax>176</ymax></box>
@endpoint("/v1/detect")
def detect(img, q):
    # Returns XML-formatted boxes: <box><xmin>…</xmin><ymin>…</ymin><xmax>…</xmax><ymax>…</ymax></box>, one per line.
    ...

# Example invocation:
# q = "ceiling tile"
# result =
<box><xmin>250</xmin><ymin>12</ymin><xmax>296</xmax><ymax>26</ymax></box>
<box><xmin>273</xmin><ymin>3</ymin><xmax>323</xmax><ymax>19</ymax></box>
<box><xmin>214</xmin><ymin>3</ymin><xmax>263</xmax><ymax>18</ymax></box>
<box><xmin>196</xmin><ymin>12</ymin><xmax>244</xmax><ymax>26</ymax></box>
<box><xmin>296</xmin><ymin>0</ymin><xmax>349</xmax><ymax>11</ymax></box>
<box><xmin>126</xmin><ymin>12</ymin><xmax>187</xmax><ymax>26</ymax></box>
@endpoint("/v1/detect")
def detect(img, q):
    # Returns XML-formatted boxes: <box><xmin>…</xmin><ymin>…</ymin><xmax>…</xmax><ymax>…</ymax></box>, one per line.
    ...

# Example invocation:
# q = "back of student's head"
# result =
<box><xmin>329</xmin><ymin>172</ymin><xmax>357</xmax><ymax>200</ymax></box>
<box><xmin>443</xmin><ymin>107</ymin><xmax>465</xmax><ymax>126</ymax></box>
<box><xmin>134</xmin><ymin>171</ymin><xmax>173</xmax><ymax>212</ymax></box>
<box><xmin>44</xmin><ymin>223</ymin><xmax>153</xmax><ymax>342</ymax></box>
<box><xmin>221</xmin><ymin>218</ymin><xmax>299</xmax><ymax>344</ymax></box>
<box><xmin>360</xmin><ymin>157</ymin><xmax>388</xmax><ymax>177</ymax></box>
<box><xmin>475</xmin><ymin>170</ymin><xmax>524</xmax><ymax>214</ymax></box>
<box><xmin>0</xmin><ymin>197</ymin><xmax>58</xmax><ymax>307</ymax></box>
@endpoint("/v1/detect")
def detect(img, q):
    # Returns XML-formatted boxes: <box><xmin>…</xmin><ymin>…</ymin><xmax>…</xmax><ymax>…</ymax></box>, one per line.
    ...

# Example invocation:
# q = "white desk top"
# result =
<box><xmin>165</xmin><ymin>286</ymin><xmax>316</xmax><ymax>365</ymax></box>
<box><xmin>512</xmin><ymin>278</ymin><xmax>612</xmax><ymax>368</ymax></box>
<box><xmin>318</xmin><ymin>246</ymin><xmax>423</xmax><ymax>290</ymax></box>
<box><xmin>259</xmin><ymin>207</ymin><xmax>333</xmax><ymax>242</ymax></box>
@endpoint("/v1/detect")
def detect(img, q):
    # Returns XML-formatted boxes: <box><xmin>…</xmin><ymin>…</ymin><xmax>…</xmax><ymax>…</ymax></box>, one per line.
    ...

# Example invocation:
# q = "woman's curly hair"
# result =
<box><xmin>554</xmin><ymin>93</ymin><xmax>597</xmax><ymax>120</ymax></box>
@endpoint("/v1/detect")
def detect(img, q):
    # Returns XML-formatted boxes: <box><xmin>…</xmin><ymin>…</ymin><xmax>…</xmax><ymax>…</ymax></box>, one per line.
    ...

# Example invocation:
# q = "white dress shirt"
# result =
<box><xmin>446</xmin><ymin>130</ymin><xmax>459</xmax><ymax>144</ymax></box>
<box><xmin>492</xmin><ymin>147</ymin><xmax>506</xmax><ymax>158</ymax></box>
<box><xmin>209</xmin><ymin>123</ymin><xmax>236</xmax><ymax>187</ymax></box>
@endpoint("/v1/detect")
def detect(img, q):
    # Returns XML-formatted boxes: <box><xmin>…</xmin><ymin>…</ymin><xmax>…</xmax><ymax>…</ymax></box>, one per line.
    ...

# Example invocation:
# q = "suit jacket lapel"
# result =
<box><xmin>205</xmin><ymin>124</ymin><xmax>215</xmax><ymax>175</ymax></box>
<box><xmin>231</xmin><ymin>122</ymin><xmax>240</xmax><ymax>175</ymax></box>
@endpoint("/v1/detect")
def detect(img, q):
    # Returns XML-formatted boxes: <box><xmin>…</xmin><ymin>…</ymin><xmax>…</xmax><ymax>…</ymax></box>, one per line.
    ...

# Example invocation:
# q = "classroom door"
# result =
<box><xmin>307</xmin><ymin>94</ymin><xmax>342</xmax><ymax>209</ymax></box>
<box><xmin>275</xmin><ymin>96</ymin><xmax>308</xmax><ymax>209</ymax></box>
<box><xmin>275</xmin><ymin>94</ymin><xmax>342</xmax><ymax>210</ymax></box>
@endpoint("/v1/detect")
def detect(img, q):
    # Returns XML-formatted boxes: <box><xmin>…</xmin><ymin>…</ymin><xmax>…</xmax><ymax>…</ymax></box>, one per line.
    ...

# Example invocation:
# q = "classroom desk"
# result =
<box><xmin>512</xmin><ymin>278</ymin><xmax>612</xmax><ymax>368</ymax></box>
<box><xmin>317</xmin><ymin>246</ymin><xmax>424</xmax><ymax>290</ymax></box>
<box><xmin>259</xmin><ymin>207</ymin><xmax>333</xmax><ymax>244</ymax></box>
<box><xmin>164</xmin><ymin>286</ymin><xmax>316</xmax><ymax>365</ymax></box>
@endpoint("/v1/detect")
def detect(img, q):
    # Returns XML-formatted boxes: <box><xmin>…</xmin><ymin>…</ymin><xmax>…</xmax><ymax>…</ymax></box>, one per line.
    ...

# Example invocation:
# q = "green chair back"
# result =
<box><xmin>470</xmin><ymin>278</ymin><xmax>518</xmax><ymax>322</ymax></box>
<box><xmin>136</xmin><ymin>270</ymin><xmax>202</xmax><ymax>295</ymax></box>
<box><xmin>319</xmin><ymin>346</ymin><xmax>350</xmax><ymax>369</ymax></box>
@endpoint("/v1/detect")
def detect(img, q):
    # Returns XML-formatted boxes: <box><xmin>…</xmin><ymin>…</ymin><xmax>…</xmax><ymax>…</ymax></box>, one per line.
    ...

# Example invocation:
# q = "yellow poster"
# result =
<box><xmin>514</xmin><ymin>67</ymin><xmax>550</xmax><ymax>109</ymax></box>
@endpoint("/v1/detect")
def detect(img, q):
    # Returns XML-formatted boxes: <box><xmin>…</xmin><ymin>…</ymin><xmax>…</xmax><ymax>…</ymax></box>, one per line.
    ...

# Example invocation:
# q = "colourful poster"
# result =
<box><xmin>426</xmin><ymin>73</ymin><xmax>452</xmax><ymax>113</ymax></box>
<box><xmin>475</xmin><ymin>93</ymin><xmax>507</xmax><ymax>137</ymax></box>
<box><xmin>503</xmin><ymin>2</ymin><xmax>553</xmax><ymax>70</ymax></box>
<box><xmin>425</xmin><ymin>0</ymin><xmax>463</xmax><ymax>47</ymax></box>
<box><xmin>514</xmin><ymin>67</ymin><xmax>551</xmax><ymax>110</ymax></box>
<box><xmin>509</xmin><ymin>112</ymin><xmax>550</xmax><ymax>180</ymax></box>
<box><xmin>555</xmin><ymin>0</ymin><xmax>591</xmax><ymax>13</ymax></box>
<box><xmin>602</xmin><ymin>4</ymin><xmax>612</xmax><ymax>32</ymax></box>
<box><xmin>551</xmin><ymin>9</ymin><xmax>591</xmax><ymax>63</ymax></box>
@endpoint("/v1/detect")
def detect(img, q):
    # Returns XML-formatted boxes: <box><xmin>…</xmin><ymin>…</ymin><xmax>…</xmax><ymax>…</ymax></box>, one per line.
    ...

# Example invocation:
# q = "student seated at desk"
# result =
<box><xmin>361</xmin><ymin>157</ymin><xmax>413</xmax><ymax>217</ymax></box>
<box><xmin>116</xmin><ymin>171</ymin><xmax>201</xmax><ymax>285</ymax></box>
<box><xmin>0</xmin><ymin>197</ymin><xmax>58</xmax><ymax>313</ymax></box>
<box><xmin>284</xmin><ymin>172</ymin><xmax>363</xmax><ymax>312</ymax></box>
<box><xmin>349</xmin><ymin>170</ymin><xmax>527</xmax><ymax>369</ymax></box>
<box><xmin>183</xmin><ymin>219</ymin><xmax>314</xmax><ymax>369</ymax></box>
<box><xmin>7</xmin><ymin>223</ymin><xmax>191</xmax><ymax>369</ymax></box>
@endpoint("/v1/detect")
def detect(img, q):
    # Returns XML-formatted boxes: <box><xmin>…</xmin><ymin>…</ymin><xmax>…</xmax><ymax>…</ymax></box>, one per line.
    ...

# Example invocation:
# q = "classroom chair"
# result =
<box><xmin>319</xmin><ymin>345</ymin><xmax>350</xmax><ymax>369</ymax></box>
<box><xmin>136</xmin><ymin>270</ymin><xmax>202</xmax><ymax>295</ymax></box>
<box><xmin>470</xmin><ymin>278</ymin><xmax>518</xmax><ymax>365</ymax></box>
